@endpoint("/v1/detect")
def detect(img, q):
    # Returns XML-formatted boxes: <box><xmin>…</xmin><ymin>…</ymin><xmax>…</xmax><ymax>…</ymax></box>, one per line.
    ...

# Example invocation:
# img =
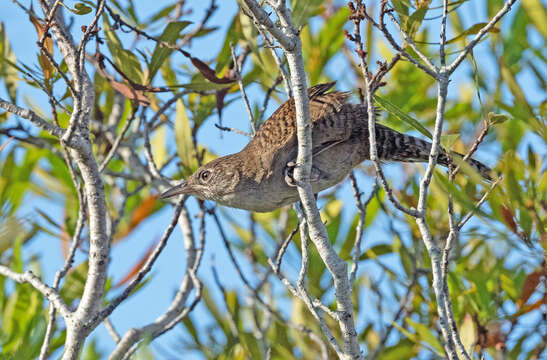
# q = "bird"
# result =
<box><xmin>161</xmin><ymin>82</ymin><xmax>491</xmax><ymax>212</ymax></box>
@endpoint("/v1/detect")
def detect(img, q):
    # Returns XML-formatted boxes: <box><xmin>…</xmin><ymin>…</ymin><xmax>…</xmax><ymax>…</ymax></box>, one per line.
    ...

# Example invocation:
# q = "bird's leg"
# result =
<box><xmin>284</xmin><ymin>161</ymin><xmax>324</xmax><ymax>187</ymax></box>
<box><xmin>284</xmin><ymin>140</ymin><xmax>344</xmax><ymax>187</ymax></box>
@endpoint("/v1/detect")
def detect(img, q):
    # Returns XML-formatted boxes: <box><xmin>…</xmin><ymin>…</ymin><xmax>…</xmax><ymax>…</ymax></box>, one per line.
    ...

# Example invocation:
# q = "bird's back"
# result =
<box><xmin>247</xmin><ymin>82</ymin><xmax>352</xmax><ymax>152</ymax></box>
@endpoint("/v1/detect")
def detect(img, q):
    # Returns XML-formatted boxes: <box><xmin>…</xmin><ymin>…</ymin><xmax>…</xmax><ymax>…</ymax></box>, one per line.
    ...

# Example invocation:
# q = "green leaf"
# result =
<box><xmin>392</xmin><ymin>321</ymin><xmax>417</xmax><ymax>343</ymax></box>
<box><xmin>104</xmin><ymin>18</ymin><xmax>144</xmax><ymax>83</ymax></box>
<box><xmin>59</xmin><ymin>2</ymin><xmax>93</xmax><ymax>15</ymax></box>
<box><xmin>290</xmin><ymin>0</ymin><xmax>324</xmax><ymax>29</ymax></box>
<box><xmin>177</xmin><ymin>79</ymin><xmax>231</xmax><ymax>92</ymax></box>
<box><xmin>0</xmin><ymin>23</ymin><xmax>18</xmax><ymax>103</ymax></box>
<box><xmin>434</xmin><ymin>172</ymin><xmax>488</xmax><ymax>217</ymax></box>
<box><xmin>487</xmin><ymin>111</ymin><xmax>510</xmax><ymax>125</ymax></box>
<box><xmin>83</xmin><ymin>339</ymin><xmax>103</xmax><ymax>360</ymax></box>
<box><xmin>381</xmin><ymin>338</ymin><xmax>416</xmax><ymax>359</ymax></box>
<box><xmin>239</xmin><ymin>331</ymin><xmax>261</xmax><ymax>359</ymax></box>
<box><xmin>201</xmin><ymin>287</ymin><xmax>233</xmax><ymax>338</ymax></box>
<box><xmin>375</xmin><ymin>95</ymin><xmax>433</xmax><ymax>139</ymax></box>
<box><xmin>2</xmin><ymin>262</ymin><xmax>43</xmax><ymax>355</ymax></box>
<box><xmin>391</xmin><ymin>0</ymin><xmax>409</xmax><ymax>18</ymax></box>
<box><xmin>405</xmin><ymin>318</ymin><xmax>445</xmax><ymax>356</ymax></box>
<box><xmin>74</xmin><ymin>3</ymin><xmax>93</xmax><ymax>15</ymax></box>
<box><xmin>406</xmin><ymin>3</ymin><xmax>429</xmax><ymax>38</ymax></box>
<box><xmin>521</xmin><ymin>0</ymin><xmax>547</xmax><ymax>38</ymax></box>
<box><xmin>60</xmin><ymin>261</ymin><xmax>88</xmax><ymax>305</ymax></box>
<box><xmin>148</xmin><ymin>21</ymin><xmax>192</xmax><ymax>83</ymax></box>
<box><xmin>359</xmin><ymin>244</ymin><xmax>393</xmax><ymax>261</ymax></box>
<box><xmin>147</xmin><ymin>4</ymin><xmax>177</xmax><ymax>24</ymax></box>
<box><xmin>307</xmin><ymin>7</ymin><xmax>350</xmax><ymax>83</ymax></box>
<box><xmin>446</xmin><ymin>22</ymin><xmax>500</xmax><ymax>44</ymax></box>
<box><xmin>440</xmin><ymin>134</ymin><xmax>460</xmax><ymax>150</ymax></box>
<box><xmin>500</xmin><ymin>273</ymin><xmax>518</xmax><ymax>300</ymax></box>
<box><xmin>174</xmin><ymin>99</ymin><xmax>199</xmax><ymax>177</ymax></box>
<box><xmin>216</xmin><ymin>15</ymin><xmax>242</xmax><ymax>73</ymax></box>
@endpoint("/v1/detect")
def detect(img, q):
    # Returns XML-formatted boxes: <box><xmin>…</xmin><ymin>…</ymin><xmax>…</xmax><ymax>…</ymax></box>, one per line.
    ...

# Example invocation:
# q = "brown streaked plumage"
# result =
<box><xmin>161</xmin><ymin>82</ymin><xmax>491</xmax><ymax>212</ymax></box>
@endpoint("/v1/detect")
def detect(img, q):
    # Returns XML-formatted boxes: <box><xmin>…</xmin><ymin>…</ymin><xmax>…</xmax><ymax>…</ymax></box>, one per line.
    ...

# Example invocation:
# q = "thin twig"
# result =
<box><xmin>447</xmin><ymin>0</ymin><xmax>518</xmax><ymax>74</ymax></box>
<box><xmin>211</xmin><ymin>261</ymin><xmax>239</xmax><ymax>335</ymax></box>
<box><xmin>258</xmin><ymin>76</ymin><xmax>283</xmax><ymax>125</ymax></box>
<box><xmin>349</xmin><ymin>174</ymin><xmax>378</xmax><ymax>288</ymax></box>
<box><xmin>385</xmin><ymin>9</ymin><xmax>438</xmax><ymax>74</ymax></box>
<box><xmin>457</xmin><ymin>178</ymin><xmax>501</xmax><ymax>229</ymax></box>
<box><xmin>230</xmin><ymin>43</ymin><xmax>256</xmax><ymax>135</ymax></box>
<box><xmin>272</xmin><ymin>223</ymin><xmax>299</xmax><ymax>275</ymax></box>
<box><xmin>0</xmin><ymin>266</ymin><xmax>72</xmax><ymax>318</ymax></box>
<box><xmin>99</xmin><ymin>108</ymin><xmax>137</xmax><ymax>172</ymax></box>
<box><xmin>346</xmin><ymin>3</ymin><xmax>421</xmax><ymax>218</ymax></box>
<box><xmin>94</xmin><ymin>198</ymin><xmax>186</xmax><ymax>325</ymax></box>
<box><xmin>0</xmin><ymin>98</ymin><xmax>63</xmax><ymax>139</ymax></box>
<box><xmin>370</xmin><ymin>272</ymin><xmax>418</xmax><ymax>359</ymax></box>
<box><xmin>104</xmin><ymin>318</ymin><xmax>122</xmax><ymax>343</ymax></box>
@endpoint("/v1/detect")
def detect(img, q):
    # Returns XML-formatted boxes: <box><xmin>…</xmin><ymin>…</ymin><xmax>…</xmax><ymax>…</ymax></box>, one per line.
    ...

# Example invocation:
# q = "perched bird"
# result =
<box><xmin>161</xmin><ymin>82</ymin><xmax>490</xmax><ymax>212</ymax></box>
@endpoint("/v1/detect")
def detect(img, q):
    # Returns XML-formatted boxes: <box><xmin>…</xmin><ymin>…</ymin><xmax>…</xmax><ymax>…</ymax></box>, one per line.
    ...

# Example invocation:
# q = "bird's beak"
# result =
<box><xmin>160</xmin><ymin>181</ymin><xmax>192</xmax><ymax>199</ymax></box>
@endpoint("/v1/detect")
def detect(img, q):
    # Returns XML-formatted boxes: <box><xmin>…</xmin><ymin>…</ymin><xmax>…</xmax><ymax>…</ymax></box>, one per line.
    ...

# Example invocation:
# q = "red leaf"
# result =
<box><xmin>114</xmin><ymin>240</ymin><xmax>157</xmax><ymax>287</ymax></box>
<box><xmin>500</xmin><ymin>205</ymin><xmax>518</xmax><ymax>233</ymax></box>
<box><xmin>109</xmin><ymin>80</ymin><xmax>151</xmax><ymax>106</ymax></box>
<box><xmin>190</xmin><ymin>57</ymin><xmax>234</xmax><ymax>84</ymax></box>
<box><xmin>115</xmin><ymin>195</ymin><xmax>158</xmax><ymax>241</ymax></box>
<box><xmin>215</xmin><ymin>87</ymin><xmax>230</xmax><ymax>120</ymax></box>
<box><xmin>517</xmin><ymin>270</ymin><xmax>543</xmax><ymax>308</ymax></box>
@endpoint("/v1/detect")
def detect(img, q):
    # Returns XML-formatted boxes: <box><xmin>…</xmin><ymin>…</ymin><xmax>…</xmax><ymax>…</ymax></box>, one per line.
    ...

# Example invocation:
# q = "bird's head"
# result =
<box><xmin>160</xmin><ymin>155</ymin><xmax>241</xmax><ymax>203</ymax></box>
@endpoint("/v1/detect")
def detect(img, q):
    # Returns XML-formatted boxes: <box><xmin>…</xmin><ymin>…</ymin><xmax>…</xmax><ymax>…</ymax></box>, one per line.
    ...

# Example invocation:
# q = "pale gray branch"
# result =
<box><xmin>242</xmin><ymin>1</ymin><xmax>361</xmax><ymax>358</ymax></box>
<box><xmin>109</xmin><ymin>203</ymin><xmax>202</xmax><ymax>359</ymax></box>
<box><xmin>0</xmin><ymin>266</ymin><xmax>72</xmax><ymax>319</ymax></box>
<box><xmin>0</xmin><ymin>98</ymin><xmax>63</xmax><ymax>138</ymax></box>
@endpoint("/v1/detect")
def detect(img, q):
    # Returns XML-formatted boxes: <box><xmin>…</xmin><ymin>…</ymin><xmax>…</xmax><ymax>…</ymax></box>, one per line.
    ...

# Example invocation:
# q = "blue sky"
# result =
<box><xmin>1</xmin><ymin>0</ymin><xmax>545</xmax><ymax>358</ymax></box>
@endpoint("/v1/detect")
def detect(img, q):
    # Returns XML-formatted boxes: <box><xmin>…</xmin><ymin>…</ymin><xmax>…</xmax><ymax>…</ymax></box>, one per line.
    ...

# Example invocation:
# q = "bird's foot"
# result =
<box><xmin>284</xmin><ymin>161</ymin><xmax>298</xmax><ymax>187</ymax></box>
<box><xmin>284</xmin><ymin>161</ymin><xmax>324</xmax><ymax>187</ymax></box>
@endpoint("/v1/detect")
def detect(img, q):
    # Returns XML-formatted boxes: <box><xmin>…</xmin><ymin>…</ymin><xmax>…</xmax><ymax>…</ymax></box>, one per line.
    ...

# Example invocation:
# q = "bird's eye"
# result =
<box><xmin>199</xmin><ymin>170</ymin><xmax>211</xmax><ymax>183</ymax></box>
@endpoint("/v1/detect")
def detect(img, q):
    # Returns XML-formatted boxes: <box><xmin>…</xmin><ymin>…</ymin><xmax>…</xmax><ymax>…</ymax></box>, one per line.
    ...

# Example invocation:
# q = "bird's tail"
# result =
<box><xmin>374</xmin><ymin>124</ymin><xmax>492</xmax><ymax>180</ymax></box>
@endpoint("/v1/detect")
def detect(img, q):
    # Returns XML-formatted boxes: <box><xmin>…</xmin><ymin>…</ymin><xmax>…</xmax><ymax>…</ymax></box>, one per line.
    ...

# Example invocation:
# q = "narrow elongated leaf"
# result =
<box><xmin>459</xmin><ymin>314</ymin><xmax>476</xmax><ymax>358</ymax></box>
<box><xmin>0</xmin><ymin>23</ymin><xmax>18</xmax><ymax>103</ymax></box>
<box><xmin>60</xmin><ymin>261</ymin><xmax>88</xmax><ymax>305</ymax></box>
<box><xmin>434</xmin><ymin>172</ymin><xmax>488</xmax><ymax>217</ymax></box>
<box><xmin>104</xmin><ymin>19</ymin><xmax>143</xmax><ymax>83</ymax></box>
<box><xmin>375</xmin><ymin>95</ymin><xmax>433</xmax><ymax>139</ymax></box>
<box><xmin>151</xmin><ymin>125</ymin><xmax>167</xmax><ymax>167</ymax></box>
<box><xmin>148</xmin><ymin>21</ymin><xmax>192</xmax><ymax>82</ymax></box>
<box><xmin>521</xmin><ymin>0</ymin><xmax>547</xmax><ymax>38</ymax></box>
<box><xmin>290</xmin><ymin>0</ymin><xmax>324</xmax><ymax>28</ymax></box>
<box><xmin>447</xmin><ymin>22</ymin><xmax>500</xmax><ymax>44</ymax></box>
<box><xmin>406</xmin><ymin>318</ymin><xmax>444</xmax><ymax>356</ymax></box>
<box><xmin>517</xmin><ymin>270</ymin><xmax>542</xmax><ymax>308</ymax></box>
<box><xmin>406</xmin><ymin>2</ymin><xmax>430</xmax><ymax>37</ymax></box>
<box><xmin>115</xmin><ymin>241</ymin><xmax>157</xmax><ymax>287</ymax></box>
<box><xmin>175</xmin><ymin>100</ymin><xmax>199</xmax><ymax>177</ymax></box>
<box><xmin>359</xmin><ymin>244</ymin><xmax>393</xmax><ymax>261</ymax></box>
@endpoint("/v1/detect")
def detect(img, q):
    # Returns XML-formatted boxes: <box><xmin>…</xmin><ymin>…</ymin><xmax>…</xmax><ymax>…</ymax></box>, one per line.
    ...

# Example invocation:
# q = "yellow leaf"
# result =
<box><xmin>521</xmin><ymin>0</ymin><xmax>547</xmax><ymax>38</ymax></box>
<box><xmin>174</xmin><ymin>99</ymin><xmax>198</xmax><ymax>176</ymax></box>
<box><xmin>459</xmin><ymin>314</ymin><xmax>476</xmax><ymax>358</ymax></box>
<box><xmin>151</xmin><ymin>125</ymin><xmax>167</xmax><ymax>168</ymax></box>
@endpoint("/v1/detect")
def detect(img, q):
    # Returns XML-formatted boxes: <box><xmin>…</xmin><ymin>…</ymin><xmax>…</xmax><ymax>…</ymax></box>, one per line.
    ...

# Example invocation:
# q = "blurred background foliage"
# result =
<box><xmin>0</xmin><ymin>0</ymin><xmax>545</xmax><ymax>359</ymax></box>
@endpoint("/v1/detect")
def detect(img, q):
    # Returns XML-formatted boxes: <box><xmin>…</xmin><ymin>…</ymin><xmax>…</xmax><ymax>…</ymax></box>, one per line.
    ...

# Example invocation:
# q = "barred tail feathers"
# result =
<box><xmin>374</xmin><ymin>124</ymin><xmax>492</xmax><ymax>180</ymax></box>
